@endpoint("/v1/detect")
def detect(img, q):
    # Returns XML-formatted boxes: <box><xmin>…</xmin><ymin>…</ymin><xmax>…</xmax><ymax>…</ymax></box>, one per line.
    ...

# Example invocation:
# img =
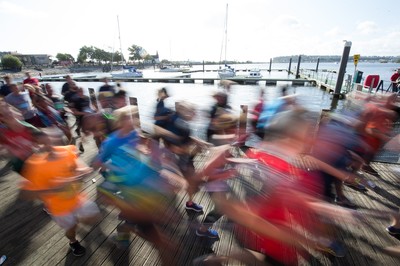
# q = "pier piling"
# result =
<box><xmin>295</xmin><ymin>55</ymin><xmax>301</xmax><ymax>79</ymax></box>
<box><xmin>331</xmin><ymin>41</ymin><xmax>351</xmax><ymax>110</ymax></box>
<box><xmin>268</xmin><ymin>58</ymin><xmax>272</xmax><ymax>72</ymax></box>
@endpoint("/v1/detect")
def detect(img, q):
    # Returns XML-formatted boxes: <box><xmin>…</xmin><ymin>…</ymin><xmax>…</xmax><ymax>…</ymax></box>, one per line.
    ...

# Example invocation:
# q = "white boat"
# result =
<box><xmin>246</xmin><ymin>68</ymin><xmax>262</xmax><ymax>78</ymax></box>
<box><xmin>111</xmin><ymin>16</ymin><xmax>143</xmax><ymax>79</ymax></box>
<box><xmin>112</xmin><ymin>66</ymin><xmax>143</xmax><ymax>78</ymax></box>
<box><xmin>159</xmin><ymin>64</ymin><xmax>189</xmax><ymax>72</ymax></box>
<box><xmin>218</xmin><ymin>4</ymin><xmax>235</xmax><ymax>79</ymax></box>
<box><xmin>218</xmin><ymin>65</ymin><xmax>236</xmax><ymax>79</ymax></box>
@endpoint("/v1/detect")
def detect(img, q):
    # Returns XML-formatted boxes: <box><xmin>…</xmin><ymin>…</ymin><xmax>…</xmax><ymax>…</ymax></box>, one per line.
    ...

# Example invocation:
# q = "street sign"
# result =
<box><xmin>354</xmin><ymin>54</ymin><xmax>360</xmax><ymax>66</ymax></box>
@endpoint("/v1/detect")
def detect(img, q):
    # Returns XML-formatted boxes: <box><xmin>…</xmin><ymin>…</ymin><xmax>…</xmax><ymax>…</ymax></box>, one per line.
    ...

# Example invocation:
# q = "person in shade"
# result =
<box><xmin>154</xmin><ymin>87</ymin><xmax>172</xmax><ymax>130</ymax></box>
<box><xmin>61</xmin><ymin>75</ymin><xmax>75</xmax><ymax>97</ymax></box>
<box><xmin>98</xmin><ymin>78</ymin><xmax>116</xmax><ymax>111</ymax></box>
<box><xmin>206</xmin><ymin>91</ymin><xmax>232</xmax><ymax>142</ymax></box>
<box><xmin>0</xmin><ymin>75</ymin><xmax>12</xmax><ymax>97</ymax></box>
<box><xmin>162</xmin><ymin>102</ymin><xmax>205</xmax><ymax>212</ymax></box>
<box><xmin>5</xmin><ymin>84</ymin><xmax>43</xmax><ymax>127</ymax></box>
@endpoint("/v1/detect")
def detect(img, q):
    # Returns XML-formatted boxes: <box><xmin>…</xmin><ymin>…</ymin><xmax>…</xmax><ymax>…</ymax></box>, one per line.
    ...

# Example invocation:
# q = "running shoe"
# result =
<box><xmin>344</xmin><ymin>182</ymin><xmax>367</xmax><ymax>192</ymax></box>
<box><xmin>69</xmin><ymin>241</ymin><xmax>86</xmax><ymax>256</ymax></box>
<box><xmin>185</xmin><ymin>202</ymin><xmax>203</xmax><ymax>212</ymax></box>
<box><xmin>0</xmin><ymin>255</ymin><xmax>6</xmax><ymax>265</ymax></box>
<box><xmin>334</xmin><ymin>197</ymin><xmax>357</xmax><ymax>208</ymax></box>
<box><xmin>196</xmin><ymin>228</ymin><xmax>219</xmax><ymax>239</ymax></box>
<box><xmin>317</xmin><ymin>240</ymin><xmax>346</xmax><ymax>257</ymax></box>
<box><xmin>362</xmin><ymin>165</ymin><xmax>380</xmax><ymax>176</ymax></box>
<box><xmin>386</xmin><ymin>226</ymin><xmax>400</xmax><ymax>236</ymax></box>
<box><xmin>192</xmin><ymin>254</ymin><xmax>222</xmax><ymax>266</ymax></box>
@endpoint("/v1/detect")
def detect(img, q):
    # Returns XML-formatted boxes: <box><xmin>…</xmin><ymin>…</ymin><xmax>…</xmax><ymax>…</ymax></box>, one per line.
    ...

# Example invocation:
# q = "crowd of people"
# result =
<box><xmin>1</xmin><ymin>72</ymin><xmax>400</xmax><ymax>265</ymax></box>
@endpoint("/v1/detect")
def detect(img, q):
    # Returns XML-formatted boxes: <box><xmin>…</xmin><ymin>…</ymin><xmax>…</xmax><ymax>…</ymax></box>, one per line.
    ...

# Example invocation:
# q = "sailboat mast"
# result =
<box><xmin>224</xmin><ymin>3</ymin><xmax>228</xmax><ymax>64</ymax></box>
<box><xmin>117</xmin><ymin>15</ymin><xmax>124</xmax><ymax>64</ymax></box>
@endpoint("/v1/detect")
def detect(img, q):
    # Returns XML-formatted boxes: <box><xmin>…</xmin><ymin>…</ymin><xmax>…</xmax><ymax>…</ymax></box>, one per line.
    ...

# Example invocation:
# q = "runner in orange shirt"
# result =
<box><xmin>21</xmin><ymin>132</ymin><xmax>100</xmax><ymax>256</ymax></box>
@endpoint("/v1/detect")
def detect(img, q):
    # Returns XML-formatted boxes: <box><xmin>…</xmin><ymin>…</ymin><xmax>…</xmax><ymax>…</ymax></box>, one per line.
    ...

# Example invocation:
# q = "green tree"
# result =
<box><xmin>128</xmin><ymin>44</ymin><xmax>144</xmax><ymax>62</ymax></box>
<box><xmin>77</xmin><ymin>46</ymin><xmax>95</xmax><ymax>63</ymax></box>
<box><xmin>56</xmin><ymin>53</ymin><xmax>74</xmax><ymax>62</ymax></box>
<box><xmin>112</xmin><ymin>51</ymin><xmax>124</xmax><ymax>63</ymax></box>
<box><xmin>1</xmin><ymin>54</ymin><xmax>23</xmax><ymax>70</ymax></box>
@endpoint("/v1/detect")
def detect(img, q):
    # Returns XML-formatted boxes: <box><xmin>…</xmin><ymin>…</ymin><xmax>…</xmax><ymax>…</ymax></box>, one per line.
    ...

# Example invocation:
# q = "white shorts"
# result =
<box><xmin>51</xmin><ymin>200</ymin><xmax>100</xmax><ymax>230</ymax></box>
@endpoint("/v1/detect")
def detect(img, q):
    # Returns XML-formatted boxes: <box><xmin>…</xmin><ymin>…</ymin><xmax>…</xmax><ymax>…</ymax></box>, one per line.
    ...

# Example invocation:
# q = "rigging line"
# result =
<box><xmin>224</xmin><ymin>3</ymin><xmax>228</xmax><ymax>64</ymax></box>
<box><xmin>219</xmin><ymin>3</ymin><xmax>228</xmax><ymax>65</ymax></box>
<box><xmin>117</xmin><ymin>15</ymin><xmax>124</xmax><ymax>64</ymax></box>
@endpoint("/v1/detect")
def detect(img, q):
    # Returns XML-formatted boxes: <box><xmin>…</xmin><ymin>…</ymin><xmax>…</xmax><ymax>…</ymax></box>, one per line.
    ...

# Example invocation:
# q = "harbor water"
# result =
<box><xmin>43</xmin><ymin>62</ymin><xmax>398</xmax><ymax>137</ymax></box>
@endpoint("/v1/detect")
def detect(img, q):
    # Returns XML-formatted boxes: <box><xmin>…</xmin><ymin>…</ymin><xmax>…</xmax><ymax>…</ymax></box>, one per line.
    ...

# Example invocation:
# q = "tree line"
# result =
<box><xmin>0</xmin><ymin>44</ymin><xmax>156</xmax><ymax>70</ymax></box>
<box><xmin>59</xmin><ymin>44</ymin><xmax>153</xmax><ymax>65</ymax></box>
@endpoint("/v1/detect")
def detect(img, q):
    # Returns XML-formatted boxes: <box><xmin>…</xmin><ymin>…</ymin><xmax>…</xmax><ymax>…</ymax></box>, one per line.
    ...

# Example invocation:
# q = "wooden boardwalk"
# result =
<box><xmin>1</xmin><ymin>138</ymin><xmax>400</xmax><ymax>266</ymax></box>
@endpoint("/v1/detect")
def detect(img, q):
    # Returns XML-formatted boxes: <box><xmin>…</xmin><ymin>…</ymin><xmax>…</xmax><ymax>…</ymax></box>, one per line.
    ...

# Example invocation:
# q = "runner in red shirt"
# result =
<box><xmin>22</xmin><ymin>72</ymin><xmax>39</xmax><ymax>86</ymax></box>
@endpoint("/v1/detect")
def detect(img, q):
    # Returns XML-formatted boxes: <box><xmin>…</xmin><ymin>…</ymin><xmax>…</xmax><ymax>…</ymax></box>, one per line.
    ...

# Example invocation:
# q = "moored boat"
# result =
<box><xmin>112</xmin><ymin>66</ymin><xmax>143</xmax><ymax>78</ymax></box>
<box><xmin>246</xmin><ymin>68</ymin><xmax>262</xmax><ymax>78</ymax></box>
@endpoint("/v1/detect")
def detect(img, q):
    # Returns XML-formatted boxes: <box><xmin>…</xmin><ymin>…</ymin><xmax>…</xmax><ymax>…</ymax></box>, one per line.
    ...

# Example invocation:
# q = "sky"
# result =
<box><xmin>1</xmin><ymin>0</ymin><xmax>399</xmax><ymax>62</ymax></box>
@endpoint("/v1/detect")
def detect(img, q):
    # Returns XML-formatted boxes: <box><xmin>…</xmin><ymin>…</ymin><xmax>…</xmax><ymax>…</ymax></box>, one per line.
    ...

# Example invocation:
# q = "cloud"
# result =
<box><xmin>274</xmin><ymin>15</ymin><xmax>301</xmax><ymax>29</ymax></box>
<box><xmin>356</xmin><ymin>21</ymin><xmax>378</xmax><ymax>35</ymax></box>
<box><xmin>356</xmin><ymin>31</ymin><xmax>400</xmax><ymax>55</ymax></box>
<box><xmin>324</xmin><ymin>27</ymin><xmax>340</xmax><ymax>37</ymax></box>
<box><xmin>0</xmin><ymin>1</ymin><xmax>44</xmax><ymax>18</ymax></box>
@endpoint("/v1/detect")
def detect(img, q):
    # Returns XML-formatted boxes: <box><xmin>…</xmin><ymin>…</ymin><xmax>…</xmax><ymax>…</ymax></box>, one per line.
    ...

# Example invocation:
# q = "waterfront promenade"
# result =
<box><xmin>1</xmin><ymin>135</ymin><xmax>400</xmax><ymax>266</ymax></box>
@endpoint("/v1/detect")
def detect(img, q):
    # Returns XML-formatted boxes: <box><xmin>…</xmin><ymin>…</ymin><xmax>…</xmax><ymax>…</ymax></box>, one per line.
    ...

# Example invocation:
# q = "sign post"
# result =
<box><xmin>353</xmin><ymin>54</ymin><xmax>360</xmax><ymax>67</ymax></box>
<box><xmin>352</xmin><ymin>54</ymin><xmax>360</xmax><ymax>90</ymax></box>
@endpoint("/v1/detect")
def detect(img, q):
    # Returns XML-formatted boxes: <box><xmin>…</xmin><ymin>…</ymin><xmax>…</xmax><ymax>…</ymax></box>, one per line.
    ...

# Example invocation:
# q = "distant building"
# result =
<box><xmin>16</xmin><ymin>53</ymin><xmax>51</xmax><ymax>66</ymax></box>
<box><xmin>3</xmin><ymin>52</ymin><xmax>52</xmax><ymax>66</ymax></box>
<box><xmin>144</xmin><ymin>51</ymin><xmax>160</xmax><ymax>65</ymax></box>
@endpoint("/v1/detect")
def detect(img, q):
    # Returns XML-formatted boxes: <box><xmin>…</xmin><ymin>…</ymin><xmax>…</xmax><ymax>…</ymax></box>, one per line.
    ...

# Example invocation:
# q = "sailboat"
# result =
<box><xmin>218</xmin><ymin>4</ymin><xmax>235</xmax><ymax>79</ymax></box>
<box><xmin>112</xmin><ymin>16</ymin><xmax>143</xmax><ymax>79</ymax></box>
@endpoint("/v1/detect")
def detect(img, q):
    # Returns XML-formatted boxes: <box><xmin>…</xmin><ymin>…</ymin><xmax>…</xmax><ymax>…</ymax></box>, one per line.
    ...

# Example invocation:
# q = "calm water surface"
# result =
<box><xmin>43</xmin><ymin>61</ymin><xmax>397</xmax><ymax>135</ymax></box>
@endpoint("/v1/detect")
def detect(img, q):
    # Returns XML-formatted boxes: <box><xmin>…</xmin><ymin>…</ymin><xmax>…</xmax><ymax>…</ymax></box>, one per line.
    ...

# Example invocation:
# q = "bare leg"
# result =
<box><xmin>65</xmin><ymin>225</ymin><xmax>78</xmax><ymax>243</ymax></box>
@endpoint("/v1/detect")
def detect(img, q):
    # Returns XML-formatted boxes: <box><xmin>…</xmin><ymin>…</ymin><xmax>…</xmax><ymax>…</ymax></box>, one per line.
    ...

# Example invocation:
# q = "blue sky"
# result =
<box><xmin>0</xmin><ymin>0</ymin><xmax>399</xmax><ymax>61</ymax></box>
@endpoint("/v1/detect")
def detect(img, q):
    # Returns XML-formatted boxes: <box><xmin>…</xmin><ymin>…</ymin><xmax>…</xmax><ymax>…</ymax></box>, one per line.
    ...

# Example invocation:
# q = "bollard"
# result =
<box><xmin>331</xmin><ymin>41</ymin><xmax>351</xmax><ymax>110</ymax></box>
<box><xmin>295</xmin><ymin>55</ymin><xmax>301</xmax><ymax>79</ymax></box>
<box><xmin>269</xmin><ymin>58</ymin><xmax>272</xmax><ymax>72</ymax></box>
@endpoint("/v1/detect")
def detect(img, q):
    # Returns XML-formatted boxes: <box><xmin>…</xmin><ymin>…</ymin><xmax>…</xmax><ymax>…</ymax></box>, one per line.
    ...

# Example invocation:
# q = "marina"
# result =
<box><xmin>2</xmin><ymin>1</ymin><xmax>400</xmax><ymax>265</ymax></box>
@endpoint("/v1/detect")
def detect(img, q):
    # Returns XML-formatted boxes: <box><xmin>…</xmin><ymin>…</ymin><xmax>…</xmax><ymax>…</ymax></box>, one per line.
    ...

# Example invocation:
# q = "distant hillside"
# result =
<box><xmin>273</xmin><ymin>55</ymin><xmax>400</xmax><ymax>63</ymax></box>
